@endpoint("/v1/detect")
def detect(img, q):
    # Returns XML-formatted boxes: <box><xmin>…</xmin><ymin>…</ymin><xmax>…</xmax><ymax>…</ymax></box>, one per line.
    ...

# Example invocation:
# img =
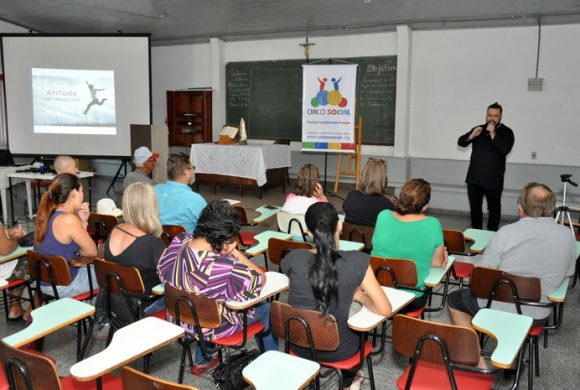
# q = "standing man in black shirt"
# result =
<box><xmin>458</xmin><ymin>102</ymin><xmax>515</xmax><ymax>231</ymax></box>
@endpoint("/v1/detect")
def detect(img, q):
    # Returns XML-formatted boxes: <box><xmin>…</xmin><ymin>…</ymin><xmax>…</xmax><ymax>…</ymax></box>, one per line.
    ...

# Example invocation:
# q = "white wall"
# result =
<box><xmin>0</xmin><ymin>21</ymin><xmax>29</xmax><ymax>72</ymax></box>
<box><xmin>410</xmin><ymin>24</ymin><xmax>580</xmax><ymax>166</ymax></box>
<box><xmin>150</xmin><ymin>44</ymin><xmax>212</xmax><ymax>125</ymax></box>
<box><xmin>149</xmin><ymin>25</ymin><xmax>580</xmax><ymax>214</ymax></box>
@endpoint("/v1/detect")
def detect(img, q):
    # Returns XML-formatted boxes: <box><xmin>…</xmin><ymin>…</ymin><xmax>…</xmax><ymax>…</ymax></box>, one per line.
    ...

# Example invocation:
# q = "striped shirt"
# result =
<box><xmin>157</xmin><ymin>233</ymin><xmax>263</xmax><ymax>340</ymax></box>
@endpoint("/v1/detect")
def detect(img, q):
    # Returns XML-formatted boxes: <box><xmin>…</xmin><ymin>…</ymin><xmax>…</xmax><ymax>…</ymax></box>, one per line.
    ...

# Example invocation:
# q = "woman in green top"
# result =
<box><xmin>371</xmin><ymin>178</ymin><xmax>448</xmax><ymax>312</ymax></box>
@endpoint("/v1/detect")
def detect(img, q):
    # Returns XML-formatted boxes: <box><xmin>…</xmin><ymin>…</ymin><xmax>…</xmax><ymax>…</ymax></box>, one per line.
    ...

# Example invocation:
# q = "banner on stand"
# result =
<box><xmin>301</xmin><ymin>64</ymin><xmax>357</xmax><ymax>153</ymax></box>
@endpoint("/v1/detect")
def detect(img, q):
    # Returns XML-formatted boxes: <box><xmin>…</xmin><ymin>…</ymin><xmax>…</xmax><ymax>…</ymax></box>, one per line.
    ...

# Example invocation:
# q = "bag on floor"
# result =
<box><xmin>212</xmin><ymin>349</ymin><xmax>260</xmax><ymax>390</ymax></box>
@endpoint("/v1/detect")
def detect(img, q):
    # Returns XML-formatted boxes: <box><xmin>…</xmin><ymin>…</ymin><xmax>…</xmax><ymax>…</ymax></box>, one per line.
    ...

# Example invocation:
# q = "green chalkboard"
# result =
<box><xmin>226</xmin><ymin>56</ymin><xmax>397</xmax><ymax>145</ymax></box>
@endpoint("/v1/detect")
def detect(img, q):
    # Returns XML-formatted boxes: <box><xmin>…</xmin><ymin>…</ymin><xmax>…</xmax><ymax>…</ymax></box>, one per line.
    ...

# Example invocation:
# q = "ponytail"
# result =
<box><xmin>35</xmin><ymin>173</ymin><xmax>81</xmax><ymax>244</ymax></box>
<box><xmin>305</xmin><ymin>203</ymin><xmax>340</xmax><ymax>316</ymax></box>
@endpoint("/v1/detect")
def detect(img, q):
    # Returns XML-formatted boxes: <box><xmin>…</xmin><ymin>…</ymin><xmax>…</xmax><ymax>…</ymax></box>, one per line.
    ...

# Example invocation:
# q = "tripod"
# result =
<box><xmin>555</xmin><ymin>174</ymin><xmax>578</xmax><ymax>236</ymax></box>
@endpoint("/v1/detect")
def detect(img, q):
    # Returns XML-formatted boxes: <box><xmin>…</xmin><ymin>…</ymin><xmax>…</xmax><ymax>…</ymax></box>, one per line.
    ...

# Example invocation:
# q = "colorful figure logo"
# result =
<box><xmin>311</xmin><ymin>76</ymin><xmax>348</xmax><ymax>108</ymax></box>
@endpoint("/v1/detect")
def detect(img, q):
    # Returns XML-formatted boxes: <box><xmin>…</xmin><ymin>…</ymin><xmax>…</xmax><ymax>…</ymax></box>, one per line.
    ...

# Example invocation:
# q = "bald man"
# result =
<box><xmin>54</xmin><ymin>155</ymin><xmax>79</xmax><ymax>175</ymax></box>
<box><xmin>448</xmin><ymin>182</ymin><xmax>575</xmax><ymax>331</ymax></box>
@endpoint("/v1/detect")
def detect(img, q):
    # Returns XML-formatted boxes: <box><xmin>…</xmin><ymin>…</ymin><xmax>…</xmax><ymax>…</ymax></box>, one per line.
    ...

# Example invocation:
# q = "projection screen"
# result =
<box><xmin>1</xmin><ymin>34</ymin><xmax>151</xmax><ymax>158</ymax></box>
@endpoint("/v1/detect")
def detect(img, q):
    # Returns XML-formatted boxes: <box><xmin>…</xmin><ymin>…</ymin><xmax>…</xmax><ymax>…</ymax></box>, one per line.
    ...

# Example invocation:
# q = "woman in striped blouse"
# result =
<box><xmin>157</xmin><ymin>200</ymin><xmax>278</xmax><ymax>375</ymax></box>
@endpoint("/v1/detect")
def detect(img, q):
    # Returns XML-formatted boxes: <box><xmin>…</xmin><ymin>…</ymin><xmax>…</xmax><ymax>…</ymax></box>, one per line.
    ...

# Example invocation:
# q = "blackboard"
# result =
<box><xmin>226</xmin><ymin>56</ymin><xmax>397</xmax><ymax>145</ymax></box>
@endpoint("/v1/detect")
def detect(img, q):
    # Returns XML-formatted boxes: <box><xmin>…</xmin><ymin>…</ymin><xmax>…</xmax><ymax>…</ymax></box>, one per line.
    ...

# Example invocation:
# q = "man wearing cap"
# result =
<box><xmin>123</xmin><ymin>146</ymin><xmax>159</xmax><ymax>190</ymax></box>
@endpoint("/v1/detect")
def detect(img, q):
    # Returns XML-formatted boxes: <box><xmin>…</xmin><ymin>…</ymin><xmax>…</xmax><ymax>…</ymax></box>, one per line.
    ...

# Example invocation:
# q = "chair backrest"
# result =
<box><xmin>270</xmin><ymin>301</ymin><xmax>339</xmax><ymax>352</ymax></box>
<box><xmin>161</xmin><ymin>225</ymin><xmax>186</xmax><ymax>247</ymax></box>
<box><xmin>267</xmin><ymin>238</ymin><xmax>314</xmax><ymax>266</ymax></box>
<box><xmin>0</xmin><ymin>341</ymin><xmax>62</xmax><ymax>389</ymax></box>
<box><xmin>88</xmin><ymin>212</ymin><xmax>119</xmax><ymax>242</ymax></box>
<box><xmin>233</xmin><ymin>204</ymin><xmax>250</xmax><ymax>224</ymax></box>
<box><xmin>370</xmin><ymin>255</ymin><xmax>418</xmax><ymax>288</ymax></box>
<box><xmin>277</xmin><ymin>211</ymin><xmax>308</xmax><ymax>241</ymax></box>
<box><xmin>164</xmin><ymin>283</ymin><xmax>221</xmax><ymax>329</ymax></box>
<box><xmin>340</xmin><ymin>222</ymin><xmax>375</xmax><ymax>252</ymax></box>
<box><xmin>392</xmin><ymin>315</ymin><xmax>481</xmax><ymax>367</ymax></box>
<box><xmin>442</xmin><ymin>229</ymin><xmax>467</xmax><ymax>253</ymax></box>
<box><xmin>27</xmin><ymin>250</ymin><xmax>72</xmax><ymax>288</ymax></box>
<box><xmin>93</xmin><ymin>258</ymin><xmax>145</xmax><ymax>296</ymax></box>
<box><xmin>121</xmin><ymin>366</ymin><xmax>198</xmax><ymax>390</ymax></box>
<box><xmin>470</xmin><ymin>267</ymin><xmax>541</xmax><ymax>304</ymax></box>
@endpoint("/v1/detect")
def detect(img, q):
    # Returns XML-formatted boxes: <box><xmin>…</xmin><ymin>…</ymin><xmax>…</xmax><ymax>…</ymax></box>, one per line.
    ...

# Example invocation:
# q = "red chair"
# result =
<box><xmin>164</xmin><ymin>283</ymin><xmax>266</xmax><ymax>386</ymax></box>
<box><xmin>370</xmin><ymin>256</ymin><xmax>427</xmax><ymax>319</ymax></box>
<box><xmin>0</xmin><ymin>340</ymin><xmax>123</xmax><ymax>389</ymax></box>
<box><xmin>2</xmin><ymin>279</ymin><xmax>34</xmax><ymax>322</ymax></box>
<box><xmin>93</xmin><ymin>259</ymin><xmax>166</xmax><ymax>351</ymax></box>
<box><xmin>471</xmin><ymin>267</ymin><xmax>554</xmax><ymax>388</ymax></box>
<box><xmin>443</xmin><ymin>229</ymin><xmax>476</xmax><ymax>290</ymax></box>
<box><xmin>340</xmin><ymin>222</ymin><xmax>375</xmax><ymax>254</ymax></box>
<box><xmin>270</xmin><ymin>300</ymin><xmax>377</xmax><ymax>390</ymax></box>
<box><xmin>87</xmin><ymin>213</ymin><xmax>119</xmax><ymax>246</ymax></box>
<box><xmin>266</xmin><ymin>238</ymin><xmax>314</xmax><ymax>272</ymax></box>
<box><xmin>392</xmin><ymin>315</ymin><xmax>497</xmax><ymax>389</ymax></box>
<box><xmin>27</xmin><ymin>250</ymin><xmax>99</xmax><ymax>360</ymax></box>
<box><xmin>233</xmin><ymin>205</ymin><xmax>259</xmax><ymax>248</ymax></box>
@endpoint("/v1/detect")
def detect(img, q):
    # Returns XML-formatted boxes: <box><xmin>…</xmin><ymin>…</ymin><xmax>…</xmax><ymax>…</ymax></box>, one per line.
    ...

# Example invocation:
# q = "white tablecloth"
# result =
<box><xmin>190</xmin><ymin>143</ymin><xmax>291</xmax><ymax>187</ymax></box>
<box><xmin>0</xmin><ymin>165</ymin><xmax>33</xmax><ymax>190</ymax></box>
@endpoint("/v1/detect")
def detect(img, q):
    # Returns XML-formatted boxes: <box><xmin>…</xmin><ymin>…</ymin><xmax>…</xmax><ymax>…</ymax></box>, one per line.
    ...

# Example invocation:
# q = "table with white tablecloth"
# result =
<box><xmin>190</xmin><ymin>143</ymin><xmax>291</xmax><ymax>198</ymax></box>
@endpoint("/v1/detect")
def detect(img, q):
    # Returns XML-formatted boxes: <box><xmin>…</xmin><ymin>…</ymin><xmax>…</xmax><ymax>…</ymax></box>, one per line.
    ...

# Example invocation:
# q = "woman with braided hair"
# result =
<box><xmin>281</xmin><ymin>202</ymin><xmax>390</xmax><ymax>389</ymax></box>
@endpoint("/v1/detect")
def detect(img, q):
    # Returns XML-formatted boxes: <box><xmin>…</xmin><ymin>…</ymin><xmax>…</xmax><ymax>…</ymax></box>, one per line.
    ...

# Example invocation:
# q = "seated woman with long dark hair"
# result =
<box><xmin>371</xmin><ymin>178</ymin><xmax>448</xmax><ymax>312</ymax></box>
<box><xmin>281</xmin><ymin>202</ymin><xmax>391</xmax><ymax>389</ymax></box>
<box><xmin>34</xmin><ymin>173</ymin><xmax>98</xmax><ymax>298</ymax></box>
<box><xmin>157</xmin><ymin>200</ymin><xmax>278</xmax><ymax>375</ymax></box>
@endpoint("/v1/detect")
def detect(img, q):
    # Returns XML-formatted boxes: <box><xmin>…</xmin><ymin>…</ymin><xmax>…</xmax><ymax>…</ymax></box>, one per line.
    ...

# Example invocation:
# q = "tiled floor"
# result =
<box><xmin>1</xmin><ymin>176</ymin><xmax>578</xmax><ymax>389</ymax></box>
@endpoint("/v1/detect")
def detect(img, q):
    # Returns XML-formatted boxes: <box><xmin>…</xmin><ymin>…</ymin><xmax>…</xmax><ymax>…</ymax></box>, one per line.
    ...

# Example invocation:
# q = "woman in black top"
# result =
<box><xmin>97</xmin><ymin>182</ymin><xmax>165</xmax><ymax>323</ymax></box>
<box><xmin>281</xmin><ymin>203</ymin><xmax>391</xmax><ymax>388</ymax></box>
<box><xmin>343</xmin><ymin>158</ymin><xmax>397</xmax><ymax>226</ymax></box>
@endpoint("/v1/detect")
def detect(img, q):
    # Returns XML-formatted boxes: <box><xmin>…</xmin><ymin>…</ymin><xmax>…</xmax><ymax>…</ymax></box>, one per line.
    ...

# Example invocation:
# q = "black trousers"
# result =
<box><xmin>467</xmin><ymin>183</ymin><xmax>503</xmax><ymax>231</ymax></box>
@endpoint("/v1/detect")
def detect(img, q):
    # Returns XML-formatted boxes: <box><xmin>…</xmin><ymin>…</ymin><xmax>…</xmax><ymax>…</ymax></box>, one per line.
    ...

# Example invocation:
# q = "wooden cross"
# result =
<box><xmin>299</xmin><ymin>37</ymin><xmax>315</xmax><ymax>62</ymax></box>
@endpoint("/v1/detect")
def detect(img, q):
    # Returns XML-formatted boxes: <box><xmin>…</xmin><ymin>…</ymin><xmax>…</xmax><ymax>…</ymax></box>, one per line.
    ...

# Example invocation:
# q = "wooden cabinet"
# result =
<box><xmin>166</xmin><ymin>90</ymin><xmax>212</xmax><ymax>146</ymax></box>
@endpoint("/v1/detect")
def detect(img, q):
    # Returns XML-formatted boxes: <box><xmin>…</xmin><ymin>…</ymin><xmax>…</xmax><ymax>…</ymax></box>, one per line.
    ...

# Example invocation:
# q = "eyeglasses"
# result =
<box><xmin>145</xmin><ymin>159</ymin><xmax>157</xmax><ymax>163</ymax></box>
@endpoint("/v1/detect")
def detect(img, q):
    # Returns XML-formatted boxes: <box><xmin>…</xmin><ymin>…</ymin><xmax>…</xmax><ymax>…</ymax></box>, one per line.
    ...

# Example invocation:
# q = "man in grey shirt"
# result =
<box><xmin>448</xmin><ymin>182</ymin><xmax>575</xmax><ymax>330</ymax></box>
<box><xmin>123</xmin><ymin>146</ymin><xmax>159</xmax><ymax>190</ymax></box>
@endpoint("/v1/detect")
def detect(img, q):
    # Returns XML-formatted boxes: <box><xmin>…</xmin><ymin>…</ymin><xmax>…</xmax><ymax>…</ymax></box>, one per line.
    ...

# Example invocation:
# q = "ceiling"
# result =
<box><xmin>1</xmin><ymin>0</ymin><xmax>580</xmax><ymax>46</ymax></box>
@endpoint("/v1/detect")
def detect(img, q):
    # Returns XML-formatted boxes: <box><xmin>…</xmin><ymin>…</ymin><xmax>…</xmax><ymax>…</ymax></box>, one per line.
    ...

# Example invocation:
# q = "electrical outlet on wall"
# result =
<box><xmin>531</xmin><ymin>151</ymin><xmax>537</xmax><ymax>160</ymax></box>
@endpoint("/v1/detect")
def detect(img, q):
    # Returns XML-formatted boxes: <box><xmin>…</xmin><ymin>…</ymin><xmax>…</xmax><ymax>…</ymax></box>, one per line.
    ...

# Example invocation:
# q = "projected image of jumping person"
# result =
<box><xmin>83</xmin><ymin>81</ymin><xmax>107</xmax><ymax>115</ymax></box>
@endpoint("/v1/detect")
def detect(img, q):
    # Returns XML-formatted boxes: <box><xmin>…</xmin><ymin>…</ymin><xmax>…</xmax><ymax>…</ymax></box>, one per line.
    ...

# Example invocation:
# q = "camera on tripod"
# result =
<box><xmin>560</xmin><ymin>174</ymin><xmax>578</xmax><ymax>187</ymax></box>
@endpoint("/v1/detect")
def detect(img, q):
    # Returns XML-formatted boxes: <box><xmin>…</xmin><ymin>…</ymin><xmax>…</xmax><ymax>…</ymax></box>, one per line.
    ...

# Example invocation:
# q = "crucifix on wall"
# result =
<box><xmin>299</xmin><ymin>36</ymin><xmax>315</xmax><ymax>62</ymax></box>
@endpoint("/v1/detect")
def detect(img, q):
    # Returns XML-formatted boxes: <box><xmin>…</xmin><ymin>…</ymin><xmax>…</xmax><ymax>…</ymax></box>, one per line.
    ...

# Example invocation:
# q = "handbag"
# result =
<box><xmin>211</xmin><ymin>349</ymin><xmax>260</xmax><ymax>390</ymax></box>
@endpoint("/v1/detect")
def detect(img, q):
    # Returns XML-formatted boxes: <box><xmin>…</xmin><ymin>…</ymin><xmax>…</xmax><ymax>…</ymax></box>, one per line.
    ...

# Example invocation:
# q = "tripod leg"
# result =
<box><xmin>565</xmin><ymin>210</ymin><xmax>576</xmax><ymax>236</ymax></box>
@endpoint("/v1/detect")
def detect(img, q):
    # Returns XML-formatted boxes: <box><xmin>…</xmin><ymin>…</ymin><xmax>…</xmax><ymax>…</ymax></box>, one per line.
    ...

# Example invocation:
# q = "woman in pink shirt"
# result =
<box><xmin>282</xmin><ymin>164</ymin><xmax>327</xmax><ymax>214</ymax></box>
